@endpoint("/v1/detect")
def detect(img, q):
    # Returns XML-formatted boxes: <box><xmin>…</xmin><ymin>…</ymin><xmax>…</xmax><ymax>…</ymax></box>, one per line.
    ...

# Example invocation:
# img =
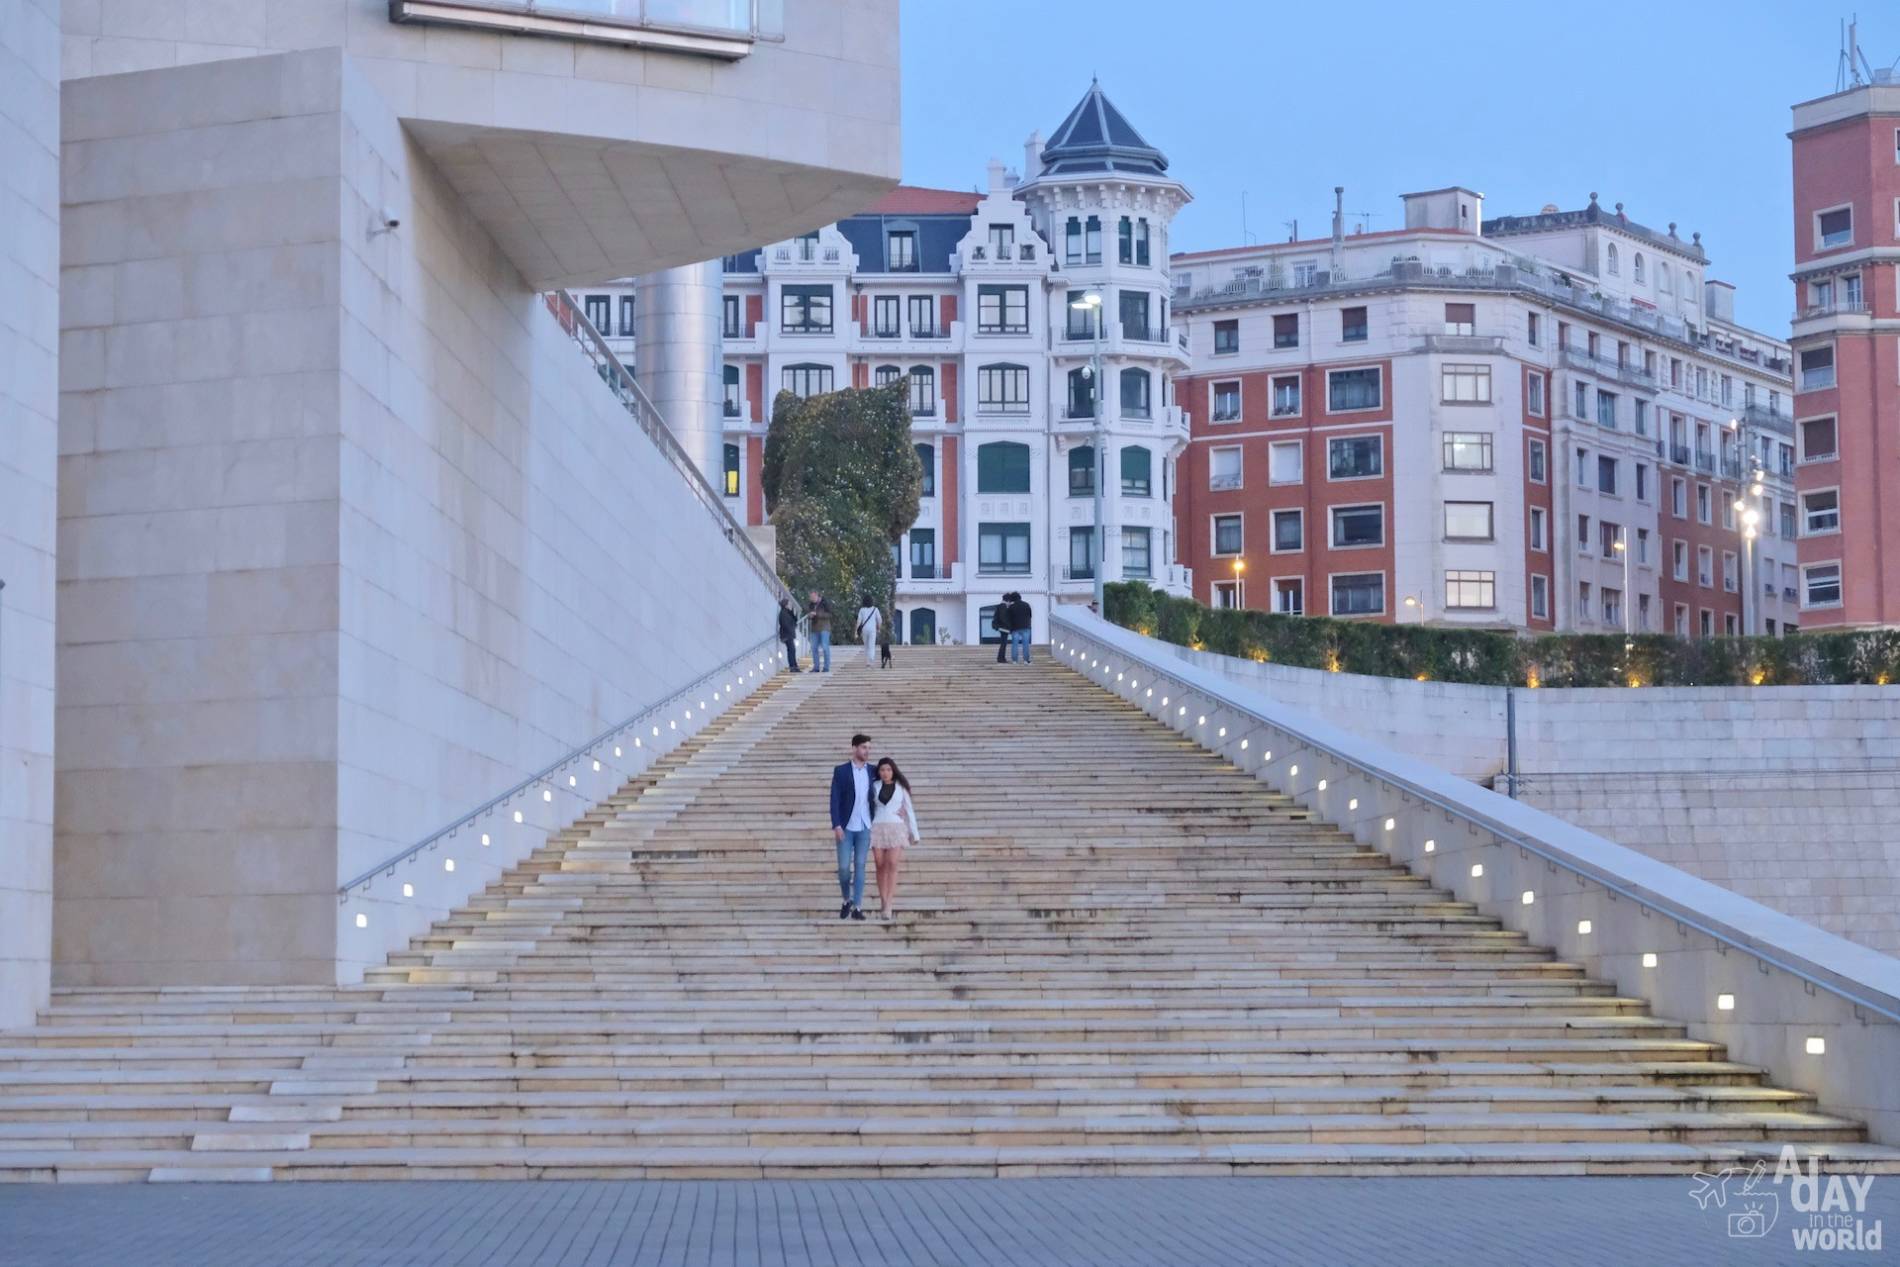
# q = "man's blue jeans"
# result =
<box><xmin>836</xmin><ymin>828</ymin><xmax>870</xmax><ymax>907</ymax></box>
<box><xmin>1010</xmin><ymin>627</ymin><xmax>1032</xmax><ymax>662</ymax></box>
<box><xmin>813</xmin><ymin>630</ymin><xmax>832</xmax><ymax>672</ymax></box>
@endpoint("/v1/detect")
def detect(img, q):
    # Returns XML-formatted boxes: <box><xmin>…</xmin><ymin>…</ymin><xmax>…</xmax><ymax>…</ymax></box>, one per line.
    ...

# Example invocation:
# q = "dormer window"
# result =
<box><xmin>887</xmin><ymin>230</ymin><xmax>916</xmax><ymax>272</ymax></box>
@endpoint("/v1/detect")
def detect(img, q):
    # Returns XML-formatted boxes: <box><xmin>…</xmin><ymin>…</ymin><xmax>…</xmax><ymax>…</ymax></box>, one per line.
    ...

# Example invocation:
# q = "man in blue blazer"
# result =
<box><xmin>830</xmin><ymin>733</ymin><xmax>874</xmax><ymax>920</ymax></box>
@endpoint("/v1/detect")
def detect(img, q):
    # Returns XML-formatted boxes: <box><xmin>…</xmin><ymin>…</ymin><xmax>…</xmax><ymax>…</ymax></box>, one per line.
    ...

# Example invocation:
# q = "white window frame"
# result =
<box><xmin>1797</xmin><ymin>413</ymin><xmax>1838</xmax><ymax>464</ymax></box>
<box><xmin>1328</xmin><ymin>569</ymin><xmax>1386</xmax><ymax>618</ymax></box>
<box><xmin>1527</xmin><ymin>436</ymin><xmax>1547</xmax><ymax>485</ymax></box>
<box><xmin>1802</xmin><ymin>560</ymin><xmax>1843</xmax><ymax>609</ymax></box>
<box><xmin>1672</xmin><ymin>539</ymin><xmax>1688</xmax><ymax>582</ymax></box>
<box><xmin>1529</xmin><ymin>506</ymin><xmax>1548</xmax><ymax>553</ymax></box>
<box><xmin>1209</xmin><ymin>512</ymin><xmax>1245</xmax><ymax>558</ymax></box>
<box><xmin>1325</xmin><ymin>364</ymin><xmax>1384</xmax><ymax>414</ymax></box>
<box><xmin>1799</xmin><ymin>343</ymin><xmax>1837</xmax><ymax>392</ymax></box>
<box><xmin>1326</xmin><ymin>433</ymin><xmax>1384</xmax><ymax>482</ymax></box>
<box><xmin>1267</xmin><ymin>439</ymin><xmax>1303</xmax><ymax>485</ymax></box>
<box><xmin>1671</xmin><ymin>476</ymin><xmax>1687</xmax><ymax>519</ymax></box>
<box><xmin>1531</xmin><ymin>573</ymin><xmax>1549</xmax><ymax>620</ymax></box>
<box><xmin>1272</xmin><ymin>575</ymin><xmax>1305</xmax><ymax>616</ymax></box>
<box><xmin>1801</xmin><ymin>485</ymin><xmax>1842</xmax><ymax>536</ymax></box>
<box><xmin>1697</xmin><ymin>544</ymin><xmax>1714</xmax><ymax>589</ymax></box>
<box><xmin>1442</xmin><ymin>500</ymin><xmax>1495</xmax><ymax>541</ymax></box>
<box><xmin>1814</xmin><ymin>201</ymin><xmax>1855</xmax><ymax>251</ymax></box>
<box><xmin>1441</xmin><ymin>364</ymin><xmax>1492</xmax><ymax>404</ymax></box>
<box><xmin>1269</xmin><ymin>507</ymin><xmax>1304</xmax><ymax>555</ymax></box>
<box><xmin>1208</xmin><ymin>443</ymin><xmax>1244</xmax><ymax>491</ymax></box>
<box><xmin>1444</xmin><ymin>569</ymin><xmax>1496</xmax><ymax>609</ymax></box>
<box><xmin>1270</xmin><ymin>374</ymin><xmax>1302</xmax><ymax>418</ymax></box>
<box><xmin>1330</xmin><ymin>502</ymin><xmax>1386</xmax><ymax>550</ymax></box>
<box><xmin>1526</xmin><ymin>371</ymin><xmax>1546</xmax><ymax>417</ymax></box>
<box><xmin>1209</xmin><ymin>379</ymin><xmax>1243</xmax><ymax>424</ymax></box>
<box><xmin>1722</xmin><ymin>550</ymin><xmax>1739</xmax><ymax>593</ymax></box>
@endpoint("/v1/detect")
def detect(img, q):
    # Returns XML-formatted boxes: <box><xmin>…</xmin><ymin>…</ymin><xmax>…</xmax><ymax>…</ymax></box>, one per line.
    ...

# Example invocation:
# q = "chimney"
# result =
<box><xmin>1330</xmin><ymin>186</ymin><xmax>1345</xmax><ymax>277</ymax></box>
<box><xmin>986</xmin><ymin>158</ymin><xmax>1007</xmax><ymax>193</ymax></box>
<box><xmin>1023</xmin><ymin>131</ymin><xmax>1044</xmax><ymax>182</ymax></box>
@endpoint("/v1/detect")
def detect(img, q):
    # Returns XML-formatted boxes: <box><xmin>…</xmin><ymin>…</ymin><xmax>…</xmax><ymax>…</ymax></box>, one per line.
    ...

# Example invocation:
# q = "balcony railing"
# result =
<box><xmin>1795</xmin><ymin>300</ymin><xmax>1869</xmax><ymax>321</ymax></box>
<box><xmin>1062</xmin><ymin>564</ymin><xmax>1095</xmax><ymax>581</ymax></box>
<box><xmin>1669</xmin><ymin>443</ymin><xmax>1690</xmax><ymax>465</ymax></box>
<box><xmin>1694</xmin><ymin>449</ymin><xmax>1716</xmax><ymax>473</ymax></box>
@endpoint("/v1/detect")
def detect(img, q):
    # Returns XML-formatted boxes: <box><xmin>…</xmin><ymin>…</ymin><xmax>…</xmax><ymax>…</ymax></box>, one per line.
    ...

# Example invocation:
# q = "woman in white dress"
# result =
<box><xmin>855</xmin><ymin>595</ymin><xmax>882</xmax><ymax>667</ymax></box>
<box><xmin>868</xmin><ymin>757</ymin><xmax>920</xmax><ymax>920</ymax></box>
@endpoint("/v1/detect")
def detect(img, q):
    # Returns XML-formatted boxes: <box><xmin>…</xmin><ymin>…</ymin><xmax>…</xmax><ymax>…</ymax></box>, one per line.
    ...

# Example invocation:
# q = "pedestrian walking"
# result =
<box><xmin>777</xmin><ymin>597</ymin><xmax>801</xmax><ymax>672</ymax></box>
<box><xmin>869</xmin><ymin>756</ymin><xmax>920</xmax><ymax>920</ymax></box>
<box><xmin>992</xmin><ymin>594</ymin><xmax>1013</xmax><ymax>664</ymax></box>
<box><xmin>855</xmin><ymin>594</ymin><xmax>881</xmax><ymax>668</ymax></box>
<box><xmin>828</xmin><ymin>733</ymin><xmax>875</xmax><ymax>920</ymax></box>
<box><xmin>807</xmin><ymin>590</ymin><xmax>833</xmax><ymax>673</ymax></box>
<box><xmin>1008</xmin><ymin>592</ymin><xmax>1033</xmax><ymax>663</ymax></box>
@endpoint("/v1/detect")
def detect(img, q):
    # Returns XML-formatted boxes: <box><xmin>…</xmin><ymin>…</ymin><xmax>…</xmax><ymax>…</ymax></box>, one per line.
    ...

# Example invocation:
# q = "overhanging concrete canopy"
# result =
<box><xmin>410</xmin><ymin>121</ymin><xmax>894</xmax><ymax>290</ymax></box>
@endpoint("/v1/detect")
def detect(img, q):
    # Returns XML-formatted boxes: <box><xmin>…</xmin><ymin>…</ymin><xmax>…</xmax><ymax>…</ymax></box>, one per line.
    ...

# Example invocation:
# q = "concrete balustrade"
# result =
<box><xmin>336</xmin><ymin>637</ymin><xmax>786</xmax><ymax>979</ymax></box>
<box><xmin>1052</xmin><ymin>610</ymin><xmax>1900</xmax><ymax>1148</ymax></box>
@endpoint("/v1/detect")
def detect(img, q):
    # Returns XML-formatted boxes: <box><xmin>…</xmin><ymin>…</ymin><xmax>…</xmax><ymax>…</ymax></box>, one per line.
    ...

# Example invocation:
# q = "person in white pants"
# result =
<box><xmin>855</xmin><ymin>596</ymin><xmax>881</xmax><ymax>667</ymax></box>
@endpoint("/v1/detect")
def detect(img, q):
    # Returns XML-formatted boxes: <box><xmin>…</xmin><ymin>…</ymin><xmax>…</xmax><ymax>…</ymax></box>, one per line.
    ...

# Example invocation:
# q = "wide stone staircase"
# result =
<box><xmin>3</xmin><ymin>649</ymin><xmax>1897</xmax><ymax>1180</ymax></box>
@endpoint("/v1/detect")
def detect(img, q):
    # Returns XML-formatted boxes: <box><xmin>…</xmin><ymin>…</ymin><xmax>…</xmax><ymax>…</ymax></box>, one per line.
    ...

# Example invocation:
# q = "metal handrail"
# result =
<box><xmin>338</xmin><ymin>634</ymin><xmax>782</xmax><ymax>897</ymax></box>
<box><xmin>1053</xmin><ymin>612</ymin><xmax>1900</xmax><ymax>1027</ymax></box>
<box><xmin>545</xmin><ymin>290</ymin><xmax>789</xmax><ymax>608</ymax></box>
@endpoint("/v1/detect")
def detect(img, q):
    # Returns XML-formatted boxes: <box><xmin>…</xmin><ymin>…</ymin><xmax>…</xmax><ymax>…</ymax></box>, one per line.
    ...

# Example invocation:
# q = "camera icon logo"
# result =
<box><xmin>1728</xmin><ymin>1201</ymin><xmax>1776</xmax><ymax>1238</ymax></box>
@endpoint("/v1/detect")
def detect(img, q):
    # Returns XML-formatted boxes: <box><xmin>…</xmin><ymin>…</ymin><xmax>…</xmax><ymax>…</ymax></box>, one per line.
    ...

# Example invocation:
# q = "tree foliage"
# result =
<box><xmin>1103</xmin><ymin>581</ymin><xmax>1900</xmax><ymax>687</ymax></box>
<box><xmin>765</xmin><ymin>382</ymin><xmax>923</xmax><ymax>639</ymax></box>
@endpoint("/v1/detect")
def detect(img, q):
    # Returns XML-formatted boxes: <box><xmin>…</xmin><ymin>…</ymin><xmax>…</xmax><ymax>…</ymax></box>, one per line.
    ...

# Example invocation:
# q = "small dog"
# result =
<box><xmin>879</xmin><ymin>637</ymin><xmax>893</xmax><ymax>669</ymax></box>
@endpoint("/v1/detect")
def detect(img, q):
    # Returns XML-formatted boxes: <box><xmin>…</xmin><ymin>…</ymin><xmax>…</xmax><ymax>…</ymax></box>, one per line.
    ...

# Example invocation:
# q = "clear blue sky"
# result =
<box><xmin>900</xmin><ymin>1</ymin><xmax>1894</xmax><ymax>335</ymax></box>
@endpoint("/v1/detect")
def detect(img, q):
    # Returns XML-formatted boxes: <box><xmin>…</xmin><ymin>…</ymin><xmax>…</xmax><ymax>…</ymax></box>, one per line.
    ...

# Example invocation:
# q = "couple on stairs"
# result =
<box><xmin>828</xmin><ymin>732</ymin><xmax>921</xmax><ymax>922</ymax></box>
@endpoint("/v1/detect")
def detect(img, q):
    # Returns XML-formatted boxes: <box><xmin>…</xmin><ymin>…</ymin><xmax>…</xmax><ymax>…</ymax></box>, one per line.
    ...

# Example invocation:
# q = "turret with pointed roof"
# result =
<box><xmin>1035</xmin><ymin>78</ymin><xmax>1171</xmax><ymax>179</ymax></box>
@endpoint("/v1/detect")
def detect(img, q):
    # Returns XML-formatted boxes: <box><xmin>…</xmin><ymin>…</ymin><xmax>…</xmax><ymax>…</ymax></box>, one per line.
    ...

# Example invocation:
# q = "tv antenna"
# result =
<box><xmin>1839</xmin><ymin>15</ymin><xmax>1900</xmax><ymax>90</ymax></box>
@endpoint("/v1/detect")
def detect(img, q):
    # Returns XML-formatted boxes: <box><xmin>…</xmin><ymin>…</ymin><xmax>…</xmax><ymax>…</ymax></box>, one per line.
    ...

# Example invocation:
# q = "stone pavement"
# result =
<box><xmin>3</xmin><ymin>1177</ymin><xmax>1891</xmax><ymax>1266</ymax></box>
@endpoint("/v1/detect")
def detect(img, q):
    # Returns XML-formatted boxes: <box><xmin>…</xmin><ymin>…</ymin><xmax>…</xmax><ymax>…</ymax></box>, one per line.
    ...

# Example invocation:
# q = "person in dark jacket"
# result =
<box><xmin>992</xmin><ymin>594</ymin><xmax>1014</xmax><ymax>663</ymax></box>
<box><xmin>777</xmin><ymin>598</ymin><xmax>801</xmax><ymax>672</ymax></box>
<box><xmin>1008</xmin><ymin>593</ymin><xmax>1033</xmax><ymax>663</ymax></box>
<box><xmin>807</xmin><ymin>590</ymin><xmax>832</xmax><ymax>673</ymax></box>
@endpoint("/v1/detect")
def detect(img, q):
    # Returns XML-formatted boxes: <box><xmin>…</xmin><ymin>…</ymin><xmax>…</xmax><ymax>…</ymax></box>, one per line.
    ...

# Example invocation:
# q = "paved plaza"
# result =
<box><xmin>2</xmin><ymin>1176</ymin><xmax>1892</xmax><ymax>1266</ymax></box>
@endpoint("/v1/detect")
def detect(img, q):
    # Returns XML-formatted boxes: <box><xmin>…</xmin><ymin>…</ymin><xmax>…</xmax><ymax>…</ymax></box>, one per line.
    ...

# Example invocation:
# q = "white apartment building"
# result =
<box><xmin>585</xmin><ymin>81</ymin><xmax>1194</xmax><ymax>645</ymax></box>
<box><xmin>1172</xmin><ymin>190</ymin><xmax>1799</xmax><ymax>637</ymax></box>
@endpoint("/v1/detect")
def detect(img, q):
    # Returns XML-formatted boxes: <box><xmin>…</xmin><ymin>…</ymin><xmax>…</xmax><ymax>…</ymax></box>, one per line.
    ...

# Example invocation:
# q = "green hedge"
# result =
<box><xmin>1101</xmin><ymin>582</ymin><xmax>1900</xmax><ymax>688</ymax></box>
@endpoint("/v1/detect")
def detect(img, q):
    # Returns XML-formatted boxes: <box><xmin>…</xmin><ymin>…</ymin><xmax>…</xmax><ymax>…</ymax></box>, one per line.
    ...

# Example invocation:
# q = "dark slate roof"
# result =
<box><xmin>837</xmin><ymin>211</ymin><xmax>973</xmax><ymax>274</ymax></box>
<box><xmin>1039</xmin><ymin>80</ymin><xmax>1168</xmax><ymax>178</ymax></box>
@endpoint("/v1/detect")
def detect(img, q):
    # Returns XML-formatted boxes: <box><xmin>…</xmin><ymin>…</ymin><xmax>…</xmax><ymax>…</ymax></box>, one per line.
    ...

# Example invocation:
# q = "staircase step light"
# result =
<box><xmin>354</xmin><ymin>913</ymin><xmax>367</xmax><ymax>928</ymax></box>
<box><xmin>1470</xmin><ymin>864</ymin><xmax>1484</xmax><ymax>878</ymax></box>
<box><xmin>1348</xmin><ymin>798</ymin><xmax>1359</xmax><ymax>811</ymax></box>
<box><xmin>444</xmin><ymin>859</ymin><xmax>455</xmax><ymax>872</ymax></box>
<box><xmin>1642</xmin><ymin>953</ymin><xmax>1658</xmax><ymax>968</ymax></box>
<box><xmin>402</xmin><ymin>884</ymin><xmax>414</xmax><ymax>898</ymax></box>
<box><xmin>513</xmin><ymin>811</ymin><xmax>524</xmax><ymax>824</ymax></box>
<box><xmin>1288</xmin><ymin>765</ymin><xmax>1298</xmax><ymax>777</ymax></box>
<box><xmin>1716</xmin><ymin>994</ymin><xmax>1735</xmax><ymax>1011</ymax></box>
<box><xmin>1424</xmin><ymin>839</ymin><xmax>1436</xmax><ymax>852</ymax></box>
<box><xmin>1521</xmin><ymin>890</ymin><xmax>1535</xmax><ymax>905</ymax></box>
<box><xmin>1807</xmin><ymin>1037</ymin><xmax>1826</xmax><ymax>1055</ymax></box>
<box><xmin>1383</xmin><ymin>817</ymin><xmax>1395</xmax><ymax>831</ymax></box>
<box><xmin>480</xmin><ymin>834</ymin><xmax>490</xmax><ymax>847</ymax></box>
<box><xmin>1577</xmin><ymin>920</ymin><xmax>1592</xmax><ymax>935</ymax></box>
<box><xmin>1316</xmin><ymin>779</ymin><xmax>1328</xmax><ymax>791</ymax></box>
<box><xmin>542</xmin><ymin>789</ymin><xmax>553</xmax><ymax>802</ymax></box>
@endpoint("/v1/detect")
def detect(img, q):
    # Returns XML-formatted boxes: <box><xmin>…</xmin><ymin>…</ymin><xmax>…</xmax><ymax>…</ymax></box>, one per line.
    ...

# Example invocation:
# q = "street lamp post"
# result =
<box><xmin>1072</xmin><ymin>292</ymin><xmax>1107</xmax><ymax>611</ymax></box>
<box><xmin>1612</xmin><ymin>532</ymin><xmax>1632</xmax><ymax>639</ymax></box>
<box><xmin>1231</xmin><ymin>556</ymin><xmax>1245</xmax><ymax>609</ymax></box>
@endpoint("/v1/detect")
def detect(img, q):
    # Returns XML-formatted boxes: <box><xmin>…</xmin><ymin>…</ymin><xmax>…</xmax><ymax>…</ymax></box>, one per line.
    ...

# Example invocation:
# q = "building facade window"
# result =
<box><xmin>1269</xmin><ymin>440</ymin><xmax>1302</xmax><ymax>483</ymax></box>
<box><xmin>1211</xmin><ymin>380</ymin><xmax>1241</xmax><ymax>423</ymax></box>
<box><xmin>1340</xmin><ymin>306</ymin><xmax>1368</xmax><ymax>342</ymax></box>
<box><xmin>1212</xmin><ymin>514</ymin><xmax>1244</xmax><ymax>556</ymax></box>
<box><xmin>1530</xmin><ymin>506</ymin><xmax>1547</xmax><ymax>551</ymax></box>
<box><xmin>1068</xmin><ymin>445</ymin><xmax>1095</xmax><ymax>496</ymax></box>
<box><xmin>1067</xmin><ymin>368</ymin><xmax>1095</xmax><ymax>418</ymax></box>
<box><xmin>908</xmin><ymin>528</ymin><xmax>936</xmax><ymax>579</ymax></box>
<box><xmin>723</xmin><ymin>294</ymin><xmax>742</xmax><ymax>337</ymax></box>
<box><xmin>977</xmin><ymin>363</ymin><xmax>1030</xmax><ymax>412</ymax></box>
<box><xmin>1328</xmin><ymin>367</ymin><xmax>1382</xmax><ymax>411</ymax></box>
<box><xmin>1331</xmin><ymin>504</ymin><xmax>1385</xmax><ymax>548</ymax></box>
<box><xmin>1272</xmin><ymin>509</ymin><xmax>1302</xmax><ymax>553</ymax></box>
<box><xmin>1443</xmin><ymin>302</ymin><xmax>1475</xmax><ymax>335</ymax></box>
<box><xmin>908</xmin><ymin>366</ymin><xmax>937</xmax><ymax>416</ymax></box>
<box><xmin>1445</xmin><ymin>569</ymin><xmax>1495</xmax><ymax>608</ymax></box>
<box><xmin>887</xmin><ymin>229</ymin><xmax>917</xmax><ymax>271</ymax></box>
<box><xmin>1597</xmin><ymin>455</ymin><xmax>1618</xmax><ymax>495</ymax></box>
<box><xmin>618</xmin><ymin>294</ymin><xmax>635</xmax><ymax>336</ymax></box>
<box><xmin>1800</xmin><ymin>416</ymin><xmax>1838</xmax><ymax>461</ymax></box>
<box><xmin>1527</xmin><ymin>372</ymin><xmax>1546</xmax><ymax>416</ymax></box>
<box><xmin>978</xmin><ymin>523</ymin><xmax>1031</xmax><ymax>575</ymax></box>
<box><xmin>1275</xmin><ymin>578</ymin><xmax>1305</xmax><ymax>615</ymax></box>
<box><xmin>1271</xmin><ymin>375</ymin><xmax>1301</xmax><ymax>416</ymax></box>
<box><xmin>1273</xmin><ymin>313</ymin><xmax>1299</xmax><ymax>348</ymax></box>
<box><xmin>1528</xmin><ymin>437</ymin><xmax>1547</xmax><ymax>483</ymax></box>
<box><xmin>1443</xmin><ymin>501</ymin><xmax>1494</xmax><ymax>540</ymax></box>
<box><xmin>1120</xmin><ymin>445</ymin><xmax>1152</xmax><ymax>497</ymax></box>
<box><xmin>1803</xmin><ymin>562</ymin><xmax>1842</xmax><ymax>607</ymax></box>
<box><xmin>1799</xmin><ymin>346</ymin><xmax>1836</xmax><ymax>391</ymax></box>
<box><xmin>583</xmin><ymin>293</ymin><xmax>611</xmax><ymax>332</ymax></box>
<box><xmin>915</xmin><ymin>442</ymin><xmax>935</xmax><ymax>497</ymax></box>
<box><xmin>1068</xmin><ymin>527</ymin><xmax>1094</xmax><ymax>579</ymax></box>
<box><xmin>1531</xmin><ymin>574</ymin><xmax>1550</xmax><ymax>619</ymax></box>
<box><xmin>1817</xmin><ymin>206</ymin><xmax>1854</xmax><ymax>248</ymax></box>
<box><xmin>780</xmin><ymin>284</ymin><xmax>833</xmax><ymax>333</ymax></box>
<box><xmin>783</xmin><ymin>363</ymin><xmax>833</xmax><ymax>397</ymax></box>
<box><xmin>1331</xmin><ymin>572</ymin><xmax>1385</xmax><ymax>616</ymax></box>
<box><xmin>1328</xmin><ymin>435</ymin><xmax>1383</xmax><ymax>480</ymax></box>
<box><xmin>723</xmin><ymin>364</ymin><xmax>741</xmax><ymax>418</ymax></box>
<box><xmin>976</xmin><ymin>284</ymin><xmax>1028</xmax><ymax>334</ymax></box>
<box><xmin>977</xmin><ymin>441</ymin><xmax>1030</xmax><ymax>493</ymax></box>
<box><xmin>1121</xmin><ymin>526</ymin><xmax>1152</xmax><ymax>578</ymax></box>
<box><xmin>1442</xmin><ymin>364</ymin><xmax>1491</xmax><ymax>403</ymax></box>
<box><xmin>1442</xmin><ymin>432</ymin><xmax>1493</xmax><ymax>471</ymax></box>
<box><xmin>1119</xmin><ymin>368</ymin><xmax>1152</xmax><ymax>418</ymax></box>
<box><xmin>722</xmin><ymin>442</ymin><xmax>741</xmax><ymax>497</ymax></box>
<box><xmin>1209</xmin><ymin>445</ymin><xmax>1242</xmax><ymax>491</ymax></box>
<box><xmin>1802</xmin><ymin>488</ymin><xmax>1841</xmax><ymax>534</ymax></box>
<box><xmin>1213</xmin><ymin>319</ymin><xmax>1239</xmax><ymax>354</ymax></box>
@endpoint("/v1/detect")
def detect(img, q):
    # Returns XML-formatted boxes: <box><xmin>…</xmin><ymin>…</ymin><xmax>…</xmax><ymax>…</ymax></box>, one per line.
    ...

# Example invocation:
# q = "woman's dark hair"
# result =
<box><xmin>874</xmin><ymin>756</ymin><xmax>911</xmax><ymax>795</ymax></box>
